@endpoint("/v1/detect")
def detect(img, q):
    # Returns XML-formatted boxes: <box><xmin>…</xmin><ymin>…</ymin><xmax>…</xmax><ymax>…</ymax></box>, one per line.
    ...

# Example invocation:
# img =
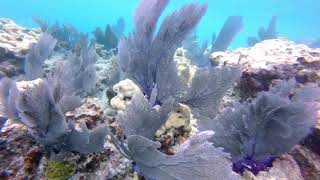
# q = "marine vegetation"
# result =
<box><xmin>0</xmin><ymin>0</ymin><xmax>319</xmax><ymax>179</ymax></box>
<box><xmin>52</xmin><ymin>41</ymin><xmax>98</xmax><ymax>95</ymax></box>
<box><xmin>33</xmin><ymin>16</ymin><xmax>87</xmax><ymax>50</ymax></box>
<box><xmin>93</xmin><ymin>17</ymin><xmax>125</xmax><ymax>50</ymax></box>
<box><xmin>118</xmin><ymin>0</ymin><xmax>240</xmax><ymax>119</ymax></box>
<box><xmin>0</xmin><ymin>77</ymin><xmax>107</xmax><ymax>154</ymax></box>
<box><xmin>182</xmin><ymin>16</ymin><xmax>243</xmax><ymax>67</ymax></box>
<box><xmin>23</xmin><ymin>29</ymin><xmax>97</xmax><ymax>96</ymax></box>
<box><xmin>24</xmin><ymin>33</ymin><xmax>57</xmax><ymax>80</ymax></box>
<box><xmin>211</xmin><ymin>16</ymin><xmax>244</xmax><ymax>52</ymax></box>
<box><xmin>247</xmin><ymin>16</ymin><xmax>278</xmax><ymax>46</ymax></box>
<box><xmin>198</xmin><ymin>79</ymin><xmax>320</xmax><ymax>175</ymax></box>
<box><xmin>93</xmin><ymin>25</ymin><xmax>118</xmax><ymax>51</ymax></box>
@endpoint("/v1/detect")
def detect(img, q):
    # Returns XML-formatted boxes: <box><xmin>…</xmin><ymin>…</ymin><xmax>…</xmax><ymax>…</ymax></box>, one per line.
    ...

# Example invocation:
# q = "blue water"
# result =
<box><xmin>1</xmin><ymin>0</ymin><xmax>319</xmax><ymax>48</ymax></box>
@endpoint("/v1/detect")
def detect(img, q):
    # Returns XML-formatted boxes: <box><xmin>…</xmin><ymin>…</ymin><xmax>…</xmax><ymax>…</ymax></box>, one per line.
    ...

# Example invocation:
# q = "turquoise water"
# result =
<box><xmin>1</xmin><ymin>0</ymin><xmax>319</xmax><ymax>48</ymax></box>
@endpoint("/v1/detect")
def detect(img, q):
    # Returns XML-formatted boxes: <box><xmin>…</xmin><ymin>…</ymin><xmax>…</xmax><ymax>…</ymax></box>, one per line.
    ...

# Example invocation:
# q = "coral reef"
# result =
<box><xmin>0</xmin><ymin>0</ymin><xmax>320</xmax><ymax>178</ymax></box>
<box><xmin>33</xmin><ymin>17</ymin><xmax>86</xmax><ymax>51</ymax></box>
<box><xmin>93</xmin><ymin>25</ymin><xmax>118</xmax><ymax>50</ymax></box>
<box><xmin>0</xmin><ymin>18</ymin><xmax>40</xmax><ymax>78</ymax></box>
<box><xmin>210</xmin><ymin>39</ymin><xmax>320</xmax><ymax>100</ymax></box>
<box><xmin>93</xmin><ymin>17</ymin><xmax>125</xmax><ymax>50</ymax></box>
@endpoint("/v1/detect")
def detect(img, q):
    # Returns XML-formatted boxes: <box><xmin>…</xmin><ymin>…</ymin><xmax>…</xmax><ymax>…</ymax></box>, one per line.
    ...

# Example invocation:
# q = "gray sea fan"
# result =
<box><xmin>0</xmin><ymin>78</ymin><xmax>106</xmax><ymax>153</ymax></box>
<box><xmin>58</xmin><ymin>95</ymin><xmax>82</xmax><ymax>114</ymax></box>
<box><xmin>55</xmin><ymin>43</ymin><xmax>97</xmax><ymax>95</ymax></box>
<box><xmin>182</xmin><ymin>66</ymin><xmax>241</xmax><ymax>119</ymax></box>
<box><xmin>182</xmin><ymin>30</ymin><xmax>210</xmax><ymax>67</ymax></box>
<box><xmin>119</xmin><ymin>0</ymin><xmax>207</xmax><ymax>102</ymax></box>
<box><xmin>25</xmin><ymin>33</ymin><xmax>57</xmax><ymax>80</ymax></box>
<box><xmin>117</xmin><ymin>92</ymin><xmax>174</xmax><ymax>139</ymax></box>
<box><xmin>0</xmin><ymin>77</ymin><xmax>19</xmax><ymax>120</ymax></box>
<box><xmin>126</xmin><ymin>131</ymin><xmax>240</xmax><ymax>180</ymax></box>
<box><xmin>66</xmin><ymin>121</ymin><xmax>108</xmax><ymax>154</ymax></box>
<box><xmin>13</xmin><ymin>78</ymin><xmax>68</xmax><ymax>145</ymax></box>
<box><xmin>208</xmin><ymin>80</ymin><xmax>319</xmax><ymax>161</ymax></box>
<box><xmin>211</xmin><ymin>16</ymin><xmax>243</xmax><ymax>52</ymax></box>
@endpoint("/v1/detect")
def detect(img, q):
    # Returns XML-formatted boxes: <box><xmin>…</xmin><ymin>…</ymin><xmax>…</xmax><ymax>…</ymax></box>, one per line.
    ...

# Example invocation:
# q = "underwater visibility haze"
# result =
<box><xmin>0</xmin><ymin>0</ymin><xmax>320</xmax><ymax>179</ymax></box>
<box><xmin>1</xmin><ymin>0</ymin><xmax>320</xmax><ymax>48</ymax></box>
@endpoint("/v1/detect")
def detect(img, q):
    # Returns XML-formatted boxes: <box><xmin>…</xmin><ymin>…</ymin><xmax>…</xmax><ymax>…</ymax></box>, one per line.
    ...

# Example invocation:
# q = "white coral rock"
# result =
<box><xmin>155</xmin><ymin>103</ymin><xmax>196</xmax><ymax>137</ymax></box>
<box><xmin>110</xmin><ymin>79</ymin><xmax>141</xmax><ymax>111</ymax></box>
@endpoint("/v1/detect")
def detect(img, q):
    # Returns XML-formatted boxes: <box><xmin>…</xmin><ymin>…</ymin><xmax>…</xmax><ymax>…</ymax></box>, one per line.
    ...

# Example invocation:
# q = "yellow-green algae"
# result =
<box><xmin>45</xmin><ymin>161</ymin><xmax>76</xmax><ymax>180</ymax></box>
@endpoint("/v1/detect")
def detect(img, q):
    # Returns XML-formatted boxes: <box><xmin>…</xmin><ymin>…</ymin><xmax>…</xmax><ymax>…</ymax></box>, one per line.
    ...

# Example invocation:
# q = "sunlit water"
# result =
<box><xmin>1</xmin><ymin>0</ymin><xmax>320</xmax><ymax>48</ymax></box>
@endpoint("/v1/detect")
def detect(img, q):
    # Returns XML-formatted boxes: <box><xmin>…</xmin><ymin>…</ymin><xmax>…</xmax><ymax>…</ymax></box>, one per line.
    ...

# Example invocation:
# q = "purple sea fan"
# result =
<box><xmin>198</xmin><ymin>79</ymin><xmax>320</xmax><ymax>175</ymax></box>
<box><xmin>0</xmin><ymin>78</ymin><xmax>107</xmax><ymax>154</ymax></box>
<box><xmin>119</xmin><ymin>0</ymin><xmax>208</xmax><ymax>102</ymax></box>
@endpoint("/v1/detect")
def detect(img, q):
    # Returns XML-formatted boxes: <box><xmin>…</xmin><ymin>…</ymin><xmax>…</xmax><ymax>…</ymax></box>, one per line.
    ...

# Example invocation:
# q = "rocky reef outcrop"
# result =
<box><xmin>210</xmin><ymin>39</ymin><xmax>320</xmax><ymax>99</ymax></box>
<box><xmin>0</xmin><ymin>18</ymin><xmax>40</xmax><ymax>78</ymax></box>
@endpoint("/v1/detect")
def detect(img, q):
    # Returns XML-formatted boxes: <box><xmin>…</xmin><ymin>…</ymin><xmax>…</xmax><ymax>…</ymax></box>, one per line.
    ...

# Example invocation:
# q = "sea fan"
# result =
<box><xmin>126</xmin><ymin>131</ymin><xmax>239</xmax><ymax>180</ymax></box>
<box><xmin>53</xmin><ymin>42</ymin><xmax>97</xmax><ymax>95</ymax></box>
<box><xmin>25</xmin><ymin>33</ymin><xmax>57</xmax><ymax>80</ymax></box>
<box><xmin>118</xmin><ymin>0</ymin><xmax>207</xmax><ymax>103</ymax></box>
<box><xmin>211</xmin><ymin>16</ymin><xmax>243</xmax><ymax>52</ymax></box>
<box><xmin>117</xmin><ymin>93</ymin><xmax>174</xmax><ymax>139</ymax></box>
<box><xmin>0</xmin><ymin>78</ymin><xmax>106</xmax><ymax>154</ymax></box>
<box><xmin>202</xmin><ymin>79</ymin><xmax>319</xmax><ymax>174</ymax></box>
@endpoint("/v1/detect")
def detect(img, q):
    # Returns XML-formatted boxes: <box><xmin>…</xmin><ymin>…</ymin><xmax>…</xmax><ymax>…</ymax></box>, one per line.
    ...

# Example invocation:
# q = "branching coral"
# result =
<box><xmin>93</xmin><ymin>17</ymin><xmax>125</xmax><ymax>50</ymax></box>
